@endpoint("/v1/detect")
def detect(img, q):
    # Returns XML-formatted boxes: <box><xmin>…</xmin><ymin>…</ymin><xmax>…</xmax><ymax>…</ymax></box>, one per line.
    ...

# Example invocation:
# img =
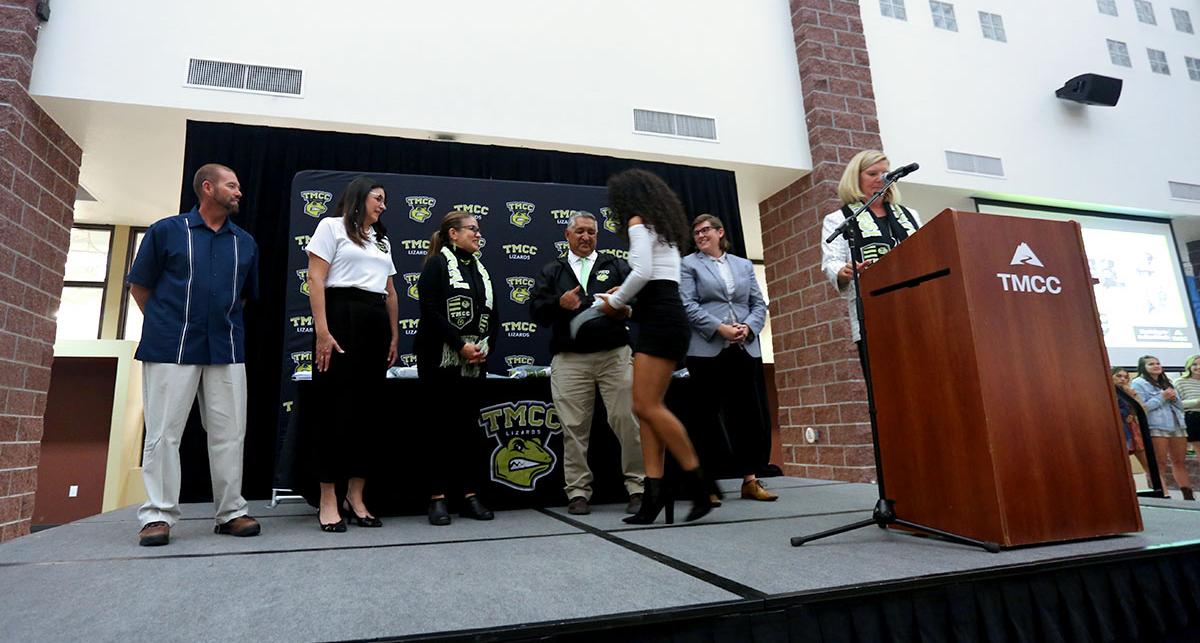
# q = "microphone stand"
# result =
<box><xmin>792</xmin><ymin>177</ymin><xmax>1001</xmax><ymax>553</ymax></box>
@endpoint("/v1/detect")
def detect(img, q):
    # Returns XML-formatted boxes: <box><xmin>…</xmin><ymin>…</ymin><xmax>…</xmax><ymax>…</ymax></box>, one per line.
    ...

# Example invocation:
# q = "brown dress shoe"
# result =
<box><xmin>214</xmin><ymin>515</ymin><xmax>261</xmax><ymax>537</ymax></box>
<box><xmin>138</xmin><ymin>521</ymin><xmax>170</xmax><ymax>546</ymax></box>
<box><xmin>625</xmin><ymin>493</ymin><xmax>643</xmax><ymax>514</ymax></box>
<box><xmin>741</xmin><ymin>479</ymin><xmax>778</xmax><ymax>501</ymax></box>
<box><xmin>567</xmin><ymin>496</ymin><xmax>591</xmax><ymax>515</ymax></box>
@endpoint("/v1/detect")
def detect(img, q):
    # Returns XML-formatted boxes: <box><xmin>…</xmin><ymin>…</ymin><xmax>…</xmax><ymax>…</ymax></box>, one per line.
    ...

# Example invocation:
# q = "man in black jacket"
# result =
<box><xmin>530</xmin><ymin>212</ymin><xmax>645</xmax><ymax>515</ymax></box>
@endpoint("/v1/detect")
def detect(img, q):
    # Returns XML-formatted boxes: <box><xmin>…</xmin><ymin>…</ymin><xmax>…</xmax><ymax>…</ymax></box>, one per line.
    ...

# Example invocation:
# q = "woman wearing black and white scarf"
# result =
<box><xmin>415</xmin><ymin>210</ymin><xmax>499</xmax><ymax>525</ymax></box>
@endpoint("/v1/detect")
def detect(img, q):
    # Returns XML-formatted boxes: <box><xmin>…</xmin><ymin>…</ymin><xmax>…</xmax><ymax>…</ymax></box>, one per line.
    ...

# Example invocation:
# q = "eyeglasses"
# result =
<box><xmin>368</xmin><ymin>192</ymin><xmax>385</xmax><ymax>204</ymax></box>
<box><xmin>456</xmin><ymin>225</ymin><xmax>481</xmax><ymax>234</ymax></box>
<box><xmin>693</xmin><ymin>226</ymin><xmax>716</xmax><ymax>237</ymax></box>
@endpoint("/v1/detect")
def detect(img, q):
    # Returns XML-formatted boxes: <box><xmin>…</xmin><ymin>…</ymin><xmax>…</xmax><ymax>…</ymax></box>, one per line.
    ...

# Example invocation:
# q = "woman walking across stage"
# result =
<box><xmin>598</xmin><ymin>169</ymin><xmax>718</xmax><ymax>524</ymax></box>
<box><xmin>306</xmin><ymin>177</ymin><xmax>399</xmax><ymax>532</ymax></box>
<box><xmin>415</xmin><ymin>211</ymin><xmax>498</xmax><ymax>525</ymax></box>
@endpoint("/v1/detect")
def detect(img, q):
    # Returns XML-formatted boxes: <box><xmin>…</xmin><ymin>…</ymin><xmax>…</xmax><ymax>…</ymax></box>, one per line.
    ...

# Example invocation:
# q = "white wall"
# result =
<box><xmin>862</xmin><ymin>0</ymin><xmax>1200</xmax><ymax>217</ymax></box>
<box><xmin>30</xmin><ymin>0</ymin><xmax>810</xmax><ymax>173</ymax></box>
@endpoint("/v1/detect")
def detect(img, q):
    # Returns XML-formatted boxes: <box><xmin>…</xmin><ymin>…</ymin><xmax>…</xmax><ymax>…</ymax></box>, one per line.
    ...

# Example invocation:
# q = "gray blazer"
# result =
<box><xmin>680</xmin><ymin>251</ymin><xmax>768</xmax><ymax>358</ymax></box>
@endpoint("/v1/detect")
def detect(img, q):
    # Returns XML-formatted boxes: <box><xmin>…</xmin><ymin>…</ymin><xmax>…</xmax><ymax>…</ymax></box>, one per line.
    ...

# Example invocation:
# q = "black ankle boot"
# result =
<box><xmin>623</xmin><ymin>478</ymin><xmax>674</xmax><ymax>525</ymax></box>
<box><xmin>682</xmin><ymin>468</ymin><xmax>717</xmax><ymax>522</ymax></box>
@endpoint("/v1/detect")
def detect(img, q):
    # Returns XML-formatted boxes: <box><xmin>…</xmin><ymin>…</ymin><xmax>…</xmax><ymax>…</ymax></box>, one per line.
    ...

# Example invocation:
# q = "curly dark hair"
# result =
<box><xmin>605</xmin><ymin>169</ymin><xmax>689</xmax><ymax>251</ymax></box>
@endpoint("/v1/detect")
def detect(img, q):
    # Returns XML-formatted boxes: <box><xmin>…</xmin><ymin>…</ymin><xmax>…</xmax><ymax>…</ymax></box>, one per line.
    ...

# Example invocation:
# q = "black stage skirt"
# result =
<box><xmin>632</xmin><ymin>280</ymin><xmax>689</xmax><ymax>362</ymax></box>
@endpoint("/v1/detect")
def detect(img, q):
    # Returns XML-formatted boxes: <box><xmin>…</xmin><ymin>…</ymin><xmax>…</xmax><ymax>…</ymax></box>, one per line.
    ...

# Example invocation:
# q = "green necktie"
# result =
<box><xmin>578</xmin><ymin>257</ymin><xmax>591</xmax><ymax>293</ymax></box>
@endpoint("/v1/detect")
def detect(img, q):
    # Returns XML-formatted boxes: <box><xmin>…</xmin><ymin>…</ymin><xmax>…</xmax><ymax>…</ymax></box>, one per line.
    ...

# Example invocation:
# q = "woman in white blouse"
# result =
<box><xmin>305</xmin><ymin>177</ymin><xmax>400</xmax><ymax>531</ymax></box>
<box><xmin>599</xmin><ymin>169</ymin><xmax>718</xmax><ymax>524</ymax></box>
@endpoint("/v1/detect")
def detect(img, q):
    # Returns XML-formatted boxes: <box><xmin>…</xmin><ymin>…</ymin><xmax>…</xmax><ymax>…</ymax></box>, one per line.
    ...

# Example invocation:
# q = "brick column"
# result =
<box><xmin>761</xmin><ymin>0</ymin><xmax>880</xmax><ymax>482</ymax></box>
<box><xmin>0</xmin><ymin>1</ymin><xmax>82</xmax><ymax>541</ymax></box>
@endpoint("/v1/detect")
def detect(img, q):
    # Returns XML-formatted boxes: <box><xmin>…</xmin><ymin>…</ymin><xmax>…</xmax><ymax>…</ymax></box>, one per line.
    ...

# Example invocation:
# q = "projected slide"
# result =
<box><xmin>977</xmin><ymin>202</ymin><xmax>1200</xmax><ymax>367</ymax></box>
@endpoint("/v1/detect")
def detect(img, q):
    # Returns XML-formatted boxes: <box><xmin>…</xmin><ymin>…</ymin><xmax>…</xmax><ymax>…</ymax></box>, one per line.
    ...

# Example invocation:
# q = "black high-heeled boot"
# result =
<box><xmin>622</xmin><ymin>478</ymin><xmax>675</xmax><ymax>525</ymax></box>
<box><xmin>682</xmin><ymin>468</ymin><xmax>718</xmax><ymax>522</ymax></box>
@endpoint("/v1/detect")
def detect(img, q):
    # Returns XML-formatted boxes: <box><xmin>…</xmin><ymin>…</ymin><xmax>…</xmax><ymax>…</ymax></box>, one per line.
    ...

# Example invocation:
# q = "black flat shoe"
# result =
<box><xmin>428</xmin><ymin>498</ymin><xmax>451</xmax><ymax>526</ymax></box>
<box><xmin>341</xmin><ymin>500</ymin><xmax>382</xmax><ymax>528</ymax></box>
<box><xmin>461</xmin><ymin>495</ymin><xmax>494</xmax><ymax>521</ymax></box>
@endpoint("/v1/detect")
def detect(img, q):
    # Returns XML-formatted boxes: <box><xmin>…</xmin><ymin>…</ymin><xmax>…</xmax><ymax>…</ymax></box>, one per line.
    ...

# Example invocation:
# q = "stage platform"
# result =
<box><xmin>3</xmin><ymin>477</ymin><xmax>1200</xmax><ymax>642</ymax></box>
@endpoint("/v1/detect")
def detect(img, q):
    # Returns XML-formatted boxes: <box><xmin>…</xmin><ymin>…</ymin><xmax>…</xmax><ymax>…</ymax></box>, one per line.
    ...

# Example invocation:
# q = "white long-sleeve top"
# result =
<box><xmin>606</xmin><ymin>224</ymin><xmax>680</xmax><ymax>310</ymax></box>
<box><xmin>820</xmin><ymin>205</ymin><xmax>922</xmax><ymax>341</ymax></box>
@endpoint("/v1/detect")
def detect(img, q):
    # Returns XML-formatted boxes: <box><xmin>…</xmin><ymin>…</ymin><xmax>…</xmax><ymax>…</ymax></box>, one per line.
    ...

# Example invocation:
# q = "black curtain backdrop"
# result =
<box><xmin>177</xmin><ymin>120</ymin><xmax>744</xmax><ymax>500</ymax></box>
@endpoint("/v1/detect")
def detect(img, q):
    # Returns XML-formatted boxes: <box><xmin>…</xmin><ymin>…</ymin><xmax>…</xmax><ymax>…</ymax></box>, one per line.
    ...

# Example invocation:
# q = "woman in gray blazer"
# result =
<box><xmin>680</xmin><ymin>215</ymin><xmax>777</xmax><ymax>501</ymax></box>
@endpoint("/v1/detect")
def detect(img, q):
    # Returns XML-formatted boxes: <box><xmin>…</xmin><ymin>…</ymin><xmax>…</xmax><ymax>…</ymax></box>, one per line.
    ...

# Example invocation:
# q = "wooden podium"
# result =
<box><xmin>860</xmin><ymin>209</ymin><xmax>1142</xmax><ymax>547</ymax></box>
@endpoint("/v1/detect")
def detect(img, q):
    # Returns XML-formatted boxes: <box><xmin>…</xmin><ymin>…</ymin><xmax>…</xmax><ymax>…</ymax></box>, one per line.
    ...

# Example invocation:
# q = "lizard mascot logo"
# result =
<box><xmin>300</xmin><ymin>190</ymin><xmax>333</xmax><ymax>218</ymax></box>
<box><xmin>296</xmin><ymin>269</ymin><xmax>310</xmax><ymax>296</ymax></box>
<box><xmin>290</xmin><ymin>351</ymin><xmax>312</xmax><ymax>377</ymax></box>
<box><xmin>406</xmin><ymin>195</ymin><xmax>436</xmax><ymax>223</ymax></box>
<box><xmin>480</xmin><ymin>400</ymin><xmax>562</xmax><ymax>490</ymax></box>
<box><xmin>554</xmin><ymin>240</ymin><xmax>569</xmax><ymax>257</ymax></box>
<box><xmin>399</xmin><ymin>354</ymin><xmax>418</xmax><ymax>367</ymax></box>
<box><xmin>403</xmin><ymin>272</ymin><xmax>420</xmax><ymax>300</ymax></box>
<box><xmin>507</xmin><ymin>276</ymin><xmax>534</xmax><ymax>304</ymax></box>
<box><xmin>600</xmin><ymin>207</ymin><xmax>619</xmax><ymax>233</ymax></box>
<box><xmin>506</xmin><ymin>201</ymin><xmax>536</xmax><ymax>228</ymax></box>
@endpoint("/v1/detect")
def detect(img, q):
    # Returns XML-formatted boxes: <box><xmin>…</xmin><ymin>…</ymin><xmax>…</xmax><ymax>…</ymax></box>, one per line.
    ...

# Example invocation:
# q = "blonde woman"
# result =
<box><xmin>819</xmin><ymin>150</ymin><xmax>922</xmax><ymax>370</ymax></box>
<box><xmin>1175</xmin><ymin>355</ymin><xmax>1200</xmax><ymax>469</ymax></box>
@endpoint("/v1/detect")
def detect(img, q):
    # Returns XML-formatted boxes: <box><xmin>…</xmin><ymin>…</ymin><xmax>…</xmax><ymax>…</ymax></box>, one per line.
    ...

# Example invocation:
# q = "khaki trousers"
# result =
<box><xmin>138</xmin><ymin>362</ymin><xmax>249</xmax><ymax>527</ymax></box>
<box><xmin>550</xmin><ymin>346</ymin><xmax>644</xmax><ymax>500</ymax></box>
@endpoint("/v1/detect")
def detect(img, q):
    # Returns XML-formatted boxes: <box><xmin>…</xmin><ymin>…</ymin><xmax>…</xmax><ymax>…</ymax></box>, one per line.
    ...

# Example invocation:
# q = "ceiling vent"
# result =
<box><xmin>187</xmin><ymin>58</ymin><xmax>303</xmax><ymax>96</ymax></box>
<box><xmin>633</xmin><ymin>109</ymin><xmax>717</xmax><ymax>141</ymax></box>
<box><xmin>945</xmin><ymin>151</ymin><xmax>1005</xmax><ymax>177</ymax></box>
<box><xmin>1170</xmin><ymin>181</ymin><xmax>1200</xmax><ymax>202</ymax></box>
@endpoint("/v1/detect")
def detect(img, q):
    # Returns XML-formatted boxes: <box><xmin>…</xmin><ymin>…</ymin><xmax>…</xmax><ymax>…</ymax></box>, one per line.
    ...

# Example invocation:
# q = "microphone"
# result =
<box><xmin>884</xmin><ymin>163</ymin><xmax>919</xmax><ymax>181</ymax></box>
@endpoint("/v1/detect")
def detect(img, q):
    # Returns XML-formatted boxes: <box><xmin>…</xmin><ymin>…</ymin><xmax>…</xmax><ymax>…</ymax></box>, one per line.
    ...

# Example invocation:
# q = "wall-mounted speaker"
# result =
<box><xmin>1055</xmin><ymin>73</ymin><xmax>1122</xmax><ymax>107</ymax></box>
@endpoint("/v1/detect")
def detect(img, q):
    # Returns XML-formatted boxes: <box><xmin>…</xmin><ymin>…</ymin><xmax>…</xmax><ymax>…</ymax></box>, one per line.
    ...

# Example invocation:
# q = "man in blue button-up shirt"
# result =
<box><xmin>127</xmin><ymin>163</ymin><xmax>262</xmax><ymax>546</ymax></box>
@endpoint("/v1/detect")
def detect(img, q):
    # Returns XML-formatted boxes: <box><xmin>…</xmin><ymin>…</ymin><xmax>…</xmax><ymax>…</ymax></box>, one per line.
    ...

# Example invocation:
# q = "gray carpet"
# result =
<box><xmin>2</xmin><ymin>476</ymin><xmax>1195</xmax><ymax>641</ymax></box>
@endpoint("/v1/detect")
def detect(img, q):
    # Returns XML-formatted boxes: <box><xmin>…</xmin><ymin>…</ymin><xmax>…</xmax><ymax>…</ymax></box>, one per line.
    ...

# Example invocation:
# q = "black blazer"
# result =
<box><xmin>530</xmin><ymin>252</ymin><xmax>632</xmax><ymax>355</ymax></box>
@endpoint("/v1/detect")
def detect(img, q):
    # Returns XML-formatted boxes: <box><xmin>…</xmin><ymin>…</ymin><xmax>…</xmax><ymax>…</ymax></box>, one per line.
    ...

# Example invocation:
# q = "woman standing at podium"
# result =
<box><xmin>819</xmin><ymin>150</ymin><xmax>921</xmax><ymax>372</ymax></box>
<box><xmin>1132</xmin><ymin>356</ymin><xmax>1194</xmax><ymax>500</ymax></box>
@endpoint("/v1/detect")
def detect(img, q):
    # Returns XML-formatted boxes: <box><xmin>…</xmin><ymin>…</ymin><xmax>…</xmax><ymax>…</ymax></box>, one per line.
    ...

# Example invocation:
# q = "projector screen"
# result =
<box><xmin>975</xmin><ymin>201</ymin><xmax>1200</xmax><ymax>368</ymax></box>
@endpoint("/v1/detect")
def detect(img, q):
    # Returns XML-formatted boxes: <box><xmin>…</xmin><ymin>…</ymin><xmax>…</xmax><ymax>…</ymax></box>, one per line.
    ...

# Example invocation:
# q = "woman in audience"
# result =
<box><xmin>1132</xmin><ymin>356</ymin><xmax>1194</xmax><ymax>500</ymax></box>
<box><xmin>1174</xmin><ymin>355</ymin><xmax>1200</xmax><ymax>465</ymax></box>
<box><xmin>415</xmin><ymin>211</ymin><xmax>498</xmax><ymax>525</ymax></box>
<box><xmin>598</xmin><ymin>169</ymin><xmax>717</xmax><ymax>524</ymax></box>
<box><xmin>306</xmin><ymin>177</ymin><xmax>399</xmax><ymax>531</ymax></box>
<box><xmin>680</xmin><ymin>214</ymin><xmax>776</xmax><ymax>502</ymax></box>
<box><xmin>1112</xmin><ymin>367</ymin><xmax>1152</xmax><ymax>489</ymax></box>
<box><xmin>819</xmin><ymin>150</ymin><xmax>921</xmax><ymax>372</ymax></box>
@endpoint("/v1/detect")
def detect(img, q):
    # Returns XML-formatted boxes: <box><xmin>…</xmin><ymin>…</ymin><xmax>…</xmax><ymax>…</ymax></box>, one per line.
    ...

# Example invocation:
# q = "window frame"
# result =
<box><xmin>880</xmin><ymin>0</ymin><xmax>907</xmax><ymax>21</ymax></box>
<box><xmin>1107</xmin><ymin>39</ymin><xmax>1133</xmax><ymax>67</ymax></box>
<box><xmin>979</xmin><ymin>11</ymin><xmax>1006</xmax><ymax>42</ymax></box>
<box><xmin>61</xmin><ymin>223</ymin><xmax>115</xmax><ymax>341</ymax></box>
<box><xmin>1096</xmin><ymin>0</ymin><xmax>1119</xmax><ymax>17</ymax></box>
<box><xmin>930</xmin><ymin>1</ymin><xmax>959</xmax><ymax>31</ymax></box>
<box><xmin>1147</xmin><ymin>47</ymin><xmax>1171</xmax><ymax>74</ymax></box>
<box><xmin>1172</xmin><ymin>8</ymin><xmax>1194</xmax><ymax>34</ymax></box>
<box><xmin>117</xmin><ymin>226</ymin><xmax>149</xmax><ymax>340</ymax></box>
<box><xmin>1185</xmin><ymin>56</ymin><xmax>1200</xmax><ymax>81</ymax></box>
<box><xmin>1134</xmin><ymin>0</ymin><xmax>1158</xmax><ymax>25</ymax></box>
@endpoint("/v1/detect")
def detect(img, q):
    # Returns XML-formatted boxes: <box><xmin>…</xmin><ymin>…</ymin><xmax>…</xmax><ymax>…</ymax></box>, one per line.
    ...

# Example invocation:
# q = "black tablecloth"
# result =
<box><xmin>283</xmin><ymin>376</ymin><xmax>738</xmax><ymax>515</ymax></box>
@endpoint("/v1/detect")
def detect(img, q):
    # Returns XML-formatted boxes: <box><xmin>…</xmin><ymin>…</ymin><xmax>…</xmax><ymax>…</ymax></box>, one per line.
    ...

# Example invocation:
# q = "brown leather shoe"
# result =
<box><xmin>741</xmin><ymin>479</ymin><xmax>778</xmax><ymax>501</ymax></box>
<box><xmin>567</xmin><ymin>496</ymin><xmax>591</xmax><ymax>515</ymax></box>
<box><xmin>138</xmin><ymin>521</ymin><xmax>170</xmax><ymax>546</ymax></box>
<box><xmin>625</xmin><ymin>493</ymin><xmax>643</xmax><ymax>514</ymax></box>
<box><xmin>214</xmin><ymin>515</ymin><xmax>261</xmax><ymax>537</ymax></box>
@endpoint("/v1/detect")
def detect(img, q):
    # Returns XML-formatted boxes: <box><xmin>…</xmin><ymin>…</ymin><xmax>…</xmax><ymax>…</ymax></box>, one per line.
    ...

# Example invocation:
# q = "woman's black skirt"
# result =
<box><xmin>1186</xmin><ymin>412</ymin><xmax>1200</xmax><ymax>442</ymax></box>
<box><xmin>632</xmin><ymin>280</ymin><xmax>690</xmax><ymax>362</ymax></box>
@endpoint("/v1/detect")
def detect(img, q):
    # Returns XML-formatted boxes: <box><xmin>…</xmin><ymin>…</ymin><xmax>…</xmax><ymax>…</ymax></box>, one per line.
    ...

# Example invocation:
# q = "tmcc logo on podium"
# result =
<box><xmin>996</xmin><ymin>242</ymin><xmax>1062</xmax><ymax>295</ymax></box>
